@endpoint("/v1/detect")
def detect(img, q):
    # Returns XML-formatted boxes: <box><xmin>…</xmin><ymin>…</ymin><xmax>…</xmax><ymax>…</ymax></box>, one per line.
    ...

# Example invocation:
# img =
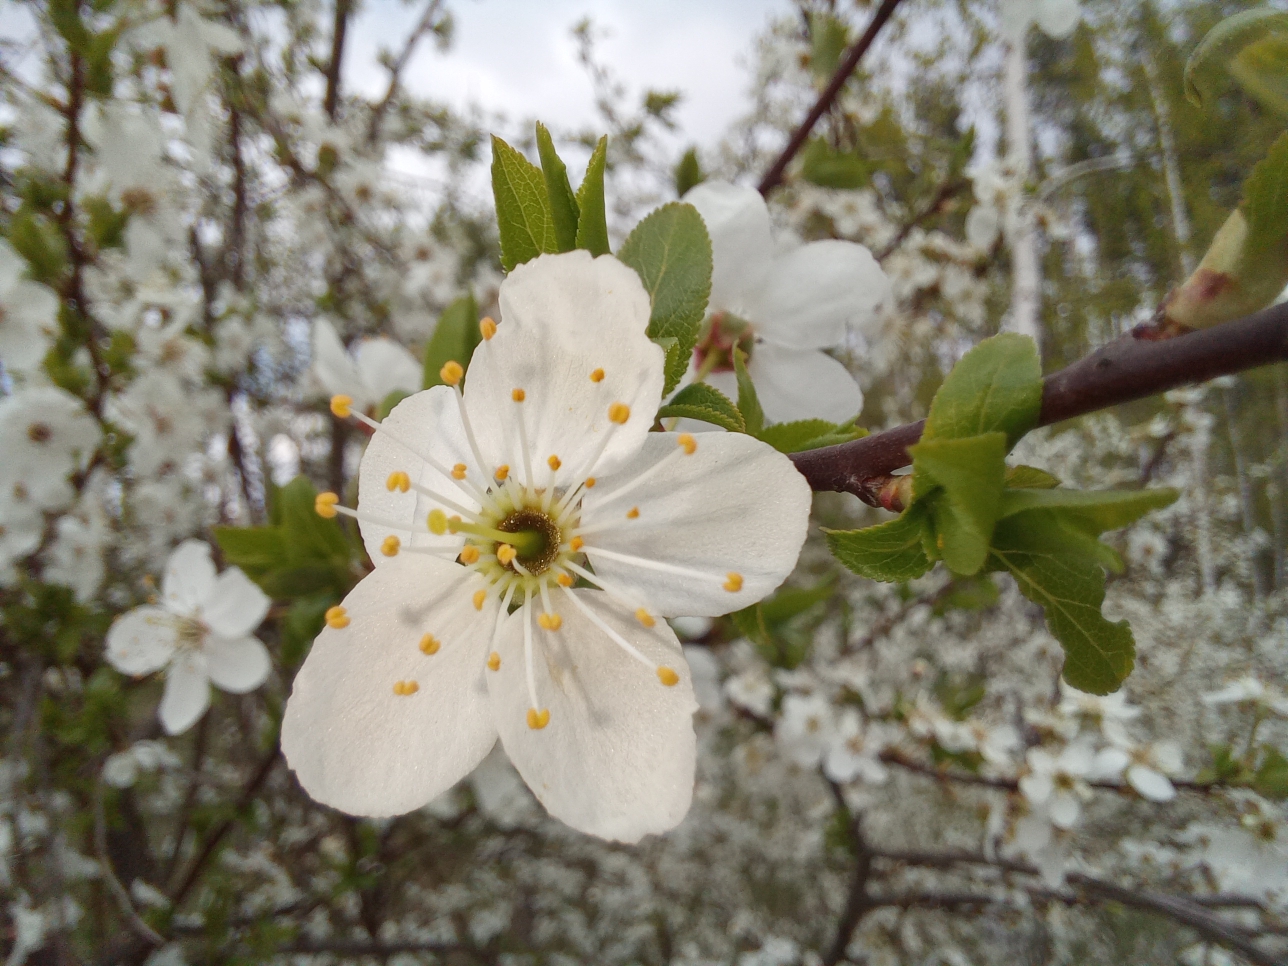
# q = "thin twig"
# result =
<box><xmin>93</xmin><ymin>781</ymin><xmax>165</xmax><ymax>948</ymax></box>
<box><xmin>323</xmin><ymin>0</ymin><xmax>352</xmax><ymax>122</ymax></box>
<box><xmin>875</xmin><ymin>176</ymin><xmax>969</xmax><ymax>261</ymax></box>
<box><xmin>823</xmin><ymin>781</ymin><xmax>873</xmax><ymax>966</ymax></box>
<box><xmin>758</xmin><ymin>0</ymin><xmax>909</xmax><ymax>195</ymax></box>
<box><xmin>367</xmin><ymin>0</ymin><xmax>445</xmax><ymax>144</ymax></box>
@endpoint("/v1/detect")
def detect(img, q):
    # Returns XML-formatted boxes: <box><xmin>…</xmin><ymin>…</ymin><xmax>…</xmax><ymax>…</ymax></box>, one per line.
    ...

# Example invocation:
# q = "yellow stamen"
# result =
<box><xmin>329</xmin><ymin>394</ymin><xmax>353</xmax><ymax>418</ymax></box>
<box><xmin>381</xmin><ymin>535</ymin><xmax>401</xmax><ymax>557</ymax></box>
<box><xmin>315</xmin><ymin>492</ymin><xmax>340</xmax><ymax>518</ymax></box>
<box><xmin>386</xmin><ymin>470</ymin><xmax>411</xmax><ymax>493</ymax></box>
<box><xmin>393</xmin><ymin>680</ymin><xmax>420</xmax><ymax>696</ymax></box>
<box><xmin>419</xmin><ymin>634</ymin><xmax>440</xmax><ymax>655</ymax></box>
<box><xmin>635</xmin><ymin>608</ymin><xmax>655</xmax><ymax>628</ymax></box>
<box><xmin>473</xmin><ymin>589</ymin><xmax>487</xmax><ymax>611</ymax></box>
<box><xmin>590</xmin><ymin>368</ymin><xmax>605</xmax><ymax>383</ymax></box>
<box><xmin>556</xmin><ymin>573</ymin><xmax>574</xmax><ymax>588</ymax></box>
<box><xmin>570</xmin><ymin>536</ymin><xmax>585</xmax><ymax>552</ymax></box>
<box><xmin>451</xmin><ymin>463</ymin><xmax>467</xmax><ymax>480</ymax></box>
<box><xmin>325</xmin><ymin>605</ymin><xmax>349</xmax><ymax>629</ymax></box>
<box><xmin>608</xmin><ymin>402</ymin><xmax>630</xmax><ymax>424</ymax></box>
<box><xmin>440</xmin><ymin>360</ymin><xmax>463</xmax><ymax>386</ymax></box>
<box><xmin>428</xmin><ymin>509</ymin><xmax>448</xmax><ymax>535</ymax></box>
<box><xmin>512</xmin><ymin>388</ymin><xmax>526</xmax><ymax>403</ymax></box>
<box><xmin>479</xmin><ymin>317</ymin><xmax>497</xmax><ymax>340</ymax></box>
<box><xmin>538</xmin><ymin>612</ymin><xmax>563</xmax><ymax>631</ymax></box>
<box><xmin>678</xmin><ymin>433</ymin><xmax>697</xmax><ymax>455</ymax></box>
<box><xmin>495</xmin><ymin>464</ymin><xmax>510</xmax><ymax>482</ymax></box>
<box><xmin>487</xmin><ymin>651</ymin><xmax>501</xmax><ymax>671</ymax></box>
<box><xmin>626</xmin><ymin>507</ymin><xmax>640</xmax><ymax>519</ymax></box>
<box><xmin>547</xmin><ymin>455</ymin><xmax>562</xmax><ymax>471</ymax></box>
<box><xmin>527</xmin><ymin>708</ymin><xmax>551</xmax><ymax>730</ymax></box>
<box><xmin>657</xmin><ymin>666</ymin><xmax>680</xmax><ymax>687</ymax></box>
<box><xmin>496</xmin><ymin>544</ymin><xmax>517</xmax><ymax>566</ymax></box>
<box><xmin>459</xmin><ymin>545</ymin><xmax>480</xmax><ymax>565</ymax></box>
<box><xmin>723</xmin><ymin>572</ymin><xmax>744</xmax><ymax>592</ymax></box>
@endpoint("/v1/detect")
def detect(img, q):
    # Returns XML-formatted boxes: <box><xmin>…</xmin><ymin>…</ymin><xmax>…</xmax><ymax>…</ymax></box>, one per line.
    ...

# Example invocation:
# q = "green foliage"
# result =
<box><xmin>1185</xmin><ymin>9</ymin><xmax>1288</xmax><ymax>116</ymax></box>
<box><xmin>808</xmin><ymin>11</ymin><xmax>849</xmax><ymax>82</ymax></box>
<box><xmin>214</xmin><ymin>477</ymin><xmax>356</xmax><ymax>600</ymax></box>
<box><xmin>801</xmin><ymin>138</ymin><xmax>870</xmax><ymax>190</ymax></box>
<box><xmin>996</xmin><ymin>487</ymin><xmax>1179</xmax><ymax>533</ymax></box>
<box><xmin>932</xmin><ymin>575</ymin><xmax>1000</xmax><ymax>615</ymax></box>
<box><xmin>674</xmin><ymin>147</ymin><xmax>704</xmax><ymax>197</ymax></box>
<box><xmin>574</xmin><ymin>136</ymin><xmax>610</xmax><ymax>256</ymax></box>
<box><xmin>8</xmin><ymin>209</ymin><xmax>68</xmax><ymax>285</ymax></box>
<box><xmin>732</xmin><ymin>576</ymin><xmax>834</xmax><ymax>669</ymax></box>
<box><xmin>657</xmin><ymin>382</ymin><xmax>743</xmax><ymax>432</ymax></box>
<box><xmin>617</xmin><ymin>202</ymin><xmax>712</xmax><ymax>396</ymax></box>
<box><xmin>84</xmin><ymin>196</ymin><xmax>130</xmax><ymax>250</ymax></box>
<box><xmin>1241</xmin><ymin>132</ymin><xmax>1288</xmax><ymax>268</ymax></box>
<box><xmin>491</xmin><ymin>135</ymin><xmax>558</xmax><ymax>271</ymax></box>
<box><xmin>535</xmin><ymin>122</ymin><xmax>579</xmax><ymax>252</ymax></box>
<box><xmin>421</xmin><ymin>292</ymin><xmax>481</xmax><ymax>389</ymax></box>
<box><xmin>732</xmin><ymin>348</ymin><xmax>764</xmax><ymax>436</ymax></box>
<box><xmin>825</xmin><ymin>504</ymin><xmax>934</xmax><ymax>584</ymax></box>
<box><xmin>754</xmin><ymin>418</ymin><xmax>867</xmax><ymax>454</ymax></box>
<box><xmin>912</xmin><ymin>432</ymin><xmax>1008</xmax><ymax>576</ymax></box>
<box><xmin>921</xmin><ymin>334</ymin><xmax>1042</xmax><ymax>449</ymax></box>
<box><xmin>1198</xmin><ymin>743</ymin><xmax>1288</xmax><ymax>799</ymax></box>
<box><xmin>3</xmin><ymin>581</ymin><xmax>111</xmax><ymax>664</ymax></box>
<box><xmin>1005</xmin><ymin>464</ymin><xmax>1062</xmax><ymax>489</ymax></box>
<box><xmin>1255</xmin><ymin>745</ymin><xmax>1288</xmax><ymax>799</ymax></box>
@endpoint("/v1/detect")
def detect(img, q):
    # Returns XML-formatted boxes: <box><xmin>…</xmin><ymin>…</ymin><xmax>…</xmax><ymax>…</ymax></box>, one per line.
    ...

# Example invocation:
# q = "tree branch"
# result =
<box><xmin>323</xmin><ymin>0</ymin><xmax>352</xmax><ymax>122</ymax></box>
<box><xmin>791</xmin><ymin>302</ymin><xmax>1288</xmax><ymax>500</ymax></box>
<box><xmin>367</xmin><ymin>0</ymin><xmax>445</xmax><ymax>144</ymax></box>
<box><xmin>758</xmin><ymin>0</ymin><xmax>908</xmax><ymax>195</ymax></box>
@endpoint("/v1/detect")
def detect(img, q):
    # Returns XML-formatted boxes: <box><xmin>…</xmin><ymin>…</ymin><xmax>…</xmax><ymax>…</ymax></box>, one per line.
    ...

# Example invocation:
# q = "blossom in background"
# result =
<box><xmin>282</xmin><ymin>251</ymin><xmax>811</xmax><ymax>842</ymax></box>
<box><xmin>681</xmin><ymin>181</ymin><xmax>890</xmax><ymax>424</ymax></box>
<box><xmin>1202</xmin><ymin>676</ymin><xmax>1288</xmax><ymax>717</ymax></box>
<box><xmin>0</xmin><ymin>240</ymin><xmax>59</xmax><ymax>382</ymax></box>
<box><xmin>106</xmin><ymin>541</ymin><xmax>272</xmax><ymax>735</ymax></box>
<box><xmin>999</xmin><ymin>0</ymin><xmax>1080</xmax><ymax>42</ymax></box>
<box><xmin>824</xmin><ymin>710</ymin><xmax>894</xmax><ymax>785</ymax></box>
<box><xmin>310</xmin><ymin>318</ymin><xmax>422</xmax><ymax>414</ymax></box>
<box><xmin>130</xmin><ymin>6</ymin><xmax>242</xmax><ymax>118</ymax></box>
<box><xmin>1057</xmin><ymin>682</ymin><xmax>1143</xmax><ymax>745</ymax></box>
<box><xmin>775</xmin><ymin>692</ymin><xmax>836</xmax><ymax>768</ymax></box>
<box><xmin>1019</xmin><ymin>739</ymin><xmax>1096</xmax><ymax>829</ymax></box>
<box><xmin>1091</xmin><ymin>738</ymin><xmax>1183</xmax><ymax>802</ymax></box>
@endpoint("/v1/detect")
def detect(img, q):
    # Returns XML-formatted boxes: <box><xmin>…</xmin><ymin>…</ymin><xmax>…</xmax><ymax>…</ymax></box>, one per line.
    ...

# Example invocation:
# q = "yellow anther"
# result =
<box><xmin>657</xmin><ymin>666</ymin><xmax>680</xmax><ymax>687</ymax></box>
<box><xmin>496</xmin><ymin>544</ymin><xmax>517</xmax><ymax>566</ymax></box>
<box><xmin>440</xmin><ymin>360</ymin><xmax>463</xmax><ymax>386</ymax></box>
<box><xmin>512</xmin><ymin>388</ymin><xmax>526</xmax><ymax>403</ymax></box>
<box><xmin>315</xmin><ymin>492</ymin><xmax>340</xmax><ymax>518</ymax></box>
<box><xmin>608</xmin><ymin>402</ymin><xmax>630</xmax><ymax>424</ymax></box>
<box><xmin>495</xmin><ymin>464</ymin><xmax>510</xmax><ymax>482</ymax></box>
<box><xmin>479</xmin><ymin>317</ymin><xmax>497</xmax><ymax>340</ymax></box>
<box><xmin>584</xmin><ymin>477</ymin><xmax>596</xmax><ymax>488</ymax></box>
<box><xmin>626</xmin><ymin>507</ymin><xmax>640</xmax><ymax>519</ymax></box>
<box><xmin>570</xmin><ymin>536</ymin><xmax>585</xmax><ymax>552</ymax></box>
<box><xmin>678</xmin><ymin>433</ymin><xmax>697</xmax><ymax>455</ymax></box>
<box><xmin>329</xmin><ymin>394</ymin><xmax>353</xmax><ymax>418</ymax></box>
<box><xmin>723</xmin><ymin>572</ymin><xmax>744</xmax><ymax>592</ymax></box>
<box><xmin>487</xmin><ymin>651</ymin><xmax>501</xmax><ymax>671</ymax></box>
<box><xmin>451</xmin><ymin>463</ymin><xmax>468</xmax><ymax>480</ymax></box>
<box><xmin>427</xmin><ymin>509</ymin><xmax>448</xmax><ymax>535</ymax></box>
<box><xmin>393</xmin><ymin>680</ymin><xmax>420</xmax><ymax>696</ymax></box>
<box><xmin>473</xmin><ymin>589</ymin><xmax>487</xmax><ymax>611</ymax></box>
<box><xmin>538</xmin><ymin>612</ymin><xmax>563</xmax><ymax>631</ymax></box>
<box><xmin>459</xmin><ymin>545</ymin><xmax>480</xmax><ymax>565</ymax></box>
<box><xmin>526</xmin><ymin>708</ymin><xmax>551</xmax><ymax>730</ymax></box>
<box><xmin>556</xmin><ymin>573</ymin><xmax>574</xmax><ymax>588</ymax></box>
<box><xmin>590</xmin><ymin>368</ymin><xmax>605</xmax><ymax>383</ymax></box>
<box><xmin>635</xmin><ymin>608</ymin><xmax>656</xmax><ymax>628</ymax></box>
<box><xmin>419</xmin><ymin>634</ymin><xmax>441</xmax><ymax>655</ymax></box>
<box><xmin>386</xmin><ymin>470</ymin><xmax>411</xmax><ymax>493</ymax></box>
<box><xmin>325</xmin><ymin>605</ymin><xmax>349</xmax><ymax>629</ymax></box>
<box><xmin>547</xmin><ymin>455</ymin><xmax>562</xmax><ymax>471</ymax></box>
<box><xmin>381</xmin><ymin>535</ymin><xmax>401</xmax><ymax>557</ymax></box>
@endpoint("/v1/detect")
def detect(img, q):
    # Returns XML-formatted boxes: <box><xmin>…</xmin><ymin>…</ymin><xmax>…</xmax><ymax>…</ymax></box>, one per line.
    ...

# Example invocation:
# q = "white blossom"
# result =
<box><xmin>310</xmin><ymin>318</ymin><xmax>422</xmax><ymax>414</ymax></box>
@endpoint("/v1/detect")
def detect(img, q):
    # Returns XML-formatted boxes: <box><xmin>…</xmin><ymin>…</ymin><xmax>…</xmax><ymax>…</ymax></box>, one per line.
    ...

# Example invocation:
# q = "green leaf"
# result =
<box><xmin>535</xmin><ymin>122</ymin><xmax>579</xmax><ymax>252</ymax></box>
<box><xmin>997</xmin><ymin>487</ymin><xmax>1179</xmax><ymax>533</ymax></box>
<box><xmin>491</xmin><ymin>135</ymin><xmax>558</xmax><ymax>271</ymax></box>
<box><xmin>1254</xmin><ymin>746</ymin><xmax>1288</xmax><ymax>800</ymax></box>
<box><xmin>278</xmin><ymin>476</ymin><xmax>351</xmax><ymax>567</ymax></box>
<box><xmin>422</xmin><ymin>292</ymin><xmax>482</xmax><ymax>389</ymax></box>
<box><xmin>760</xmin><ymin>576</ymin><xmax>836</xmax><ymax>626</ymax></box>
<box><xmin>574</xmin><ymin>136</ymin><xmax>610</xmax><ymax>256</ymax></box>
<box><xmin>214</xmin><ymin>526</ymin><xmax>287</xmax><ymax>576</ymax></box>
<box><xmin>733</xmin><ymin>348</ymin><xmax>763</xmax><ymax>436</ymax></box>
<box><xmin>932</xmin><ymin>575</ymin><xmax>1000</xmax><ymax>615</ymax></box>
<box><xmin>674</xmin><ymin>147</ymin><xmax>704</xmax><ymax>197</ymax></box>
<box><xmin>8</xmin><ymin>210</ymin><xmax>68</xmax><ymax>285</ymax></box>
<box><xmin>1005</xmin><ymin>465</ymin><xmax>1061</xmax><ymax>489</ymax></box>
<box><xmin>1185</xmin><ymin>9</ymin><xmax>1288</xmax><ymax>110</ymax></box>
<box><xmin>989</xmin><ymin>514</ymin><xmax>1135</xmax><ymax>695</ymax></box>
<box><xmin>1242</xmin><ymin>132</ymin><xmax>1288</xmax><ymax>266</ymax></box>
<box><xmin>1229</xmin><ymin>33</ymin><xmax>1288</xmax><ymax>118</ymax></box>
<box><xmin>376</xmin><ymin>389</ymin><xmax>413</xmax><ymax>420</ymax></box>
<box><xmin>809</xmin><ymin>12</ymin><xmax>850</xmax><ymax>81</ymax></box>
<box><xmin>656</xmin><ymin>382</ymin><xmax>743</xmax><ymax>432</ymax></box>
<box><xmin>730</xmin><ymin>603</ymin><xmax>770</xmax><ymax>648</ymax></box>
<box><xmin>801</xmin><ymin>138</ymin><xmax>870</xmax><ymax>190</ymax></box>
<box><xmin>911</xmin><ymin>432</ymin><xmax>1008</xmax><ymax>577</ymax></box>
<box><xmin>1197</xmin><ymin>744</ymin><xmax>1247</xmax><ymax>785</ymax></box>
<box><xmin>922</xmin><ymin>334</ymin><xmax>1042</xmax><ymax>448</ymax></box>
<box><xmin>824</xmin><ymin>504</ymin><xmax>934</xmax><ymax>583</ymax></box>
<box><xmin>755</xmin><ymin>418</ymin><xmax>867</xmax><ymax>454</ymax></box>
<box><xmin>281</xmin><ymin>595</ymin><xmax>334</xmax><ymax>669</ymax></box>
<box><xmin>617</xmin><ymin>202</ymin><xmax>712</xmax><ymax>396</ymax></box>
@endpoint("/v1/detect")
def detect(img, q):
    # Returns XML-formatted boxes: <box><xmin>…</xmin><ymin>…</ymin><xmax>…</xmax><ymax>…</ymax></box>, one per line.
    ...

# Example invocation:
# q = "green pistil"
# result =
<box><xmin>453</xmin><ymin>519</ymin><xmax>545</xmax><ymax>556</ymax></box>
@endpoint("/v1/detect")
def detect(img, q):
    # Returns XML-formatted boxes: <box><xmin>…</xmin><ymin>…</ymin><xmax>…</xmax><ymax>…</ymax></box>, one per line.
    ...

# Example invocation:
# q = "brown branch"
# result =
<box><xmin>367</xmin><ymin>0</ymin><xmax>445</xmax><ymax>144</ymax></box>
<box><xmin>875</xmin><ymin>176</ymin><xmax>969</xmax><ymax>261</ymax></box>
<box><xmin>822</xmin><ymin>781</ymin><xmax>874</xmax><ymax>966</ymax></box>
<box><xmin>323</xmin><ymin>0</ymin><xmax>352</xmax><ymax>122</ymax></box>
<box><xmin>758</xmin><ymin>0</ymin><xmax>908</xmax><ymax>195</ymax></box>
<box><xmin>791</xmin><ymin>302</ymin><xmax>1288</xmax><ymax>501</ymax></box>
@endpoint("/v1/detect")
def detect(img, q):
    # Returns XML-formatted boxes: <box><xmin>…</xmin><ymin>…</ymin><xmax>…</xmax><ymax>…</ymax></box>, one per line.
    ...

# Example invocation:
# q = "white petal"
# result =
<box><xmin>1127</xmin><ymin>765</ymin><xmax>1176</xmax><ymax>802</ymax></box>
<box><xmin>200</xmin><ymin>567</ymin><xmax>270</xmax><ymax>639</ymax></box>
<box><xmin>281</xmin><ymin>554</ymin><xmax>499</xmax><ymax>817</ymax></box>
<box><xmin>1152</xmin><ymin>741</ymin><xmax>1184</xmax><ymax>775</ymax></box>
<box><xmin>748</xmin><ymin>344</ymin><xmax>864</xmax><ymax>425</ymax></box>
<box><xmin>681</xmin><ymin>182</ymin><xmax>775</xmax><ymax>317</ymax></box>
<box><xmin>581</xmin><ymin>432</ymin><xmax>811</xmax><ymax>617</ymax></box>
<box><xmin>204</xmin><ymin>636</ymin><xmax>271</xmax><ymax>694</ymax></box>
<box><xmin>751</xmin><ymin>240</ymin><xmax>888</xmax><ymax>348</ymax></box>
<box><xmin>1091</xmin><ymin>747</ymin><xmax>1129</xmax><ymax>781</ymax></box>
<box><xmin>105</xmin><ymin>606</ymin><xmax>179</xmax><ymax>676</ymax></box>
<box><xmin>998</xmin><ymin>0</ymin><xmax>1032</xmax><ymax>42</ymax></box>
<box><xmin>468</xmin><ymin>258</ymin><xmax>665</xmax><ymax>484</ymax></box>
<box><xmin>487</xmin><ymin>590</ymin><xmax>697</xmax><ymax>843</ymax></box>
<box><xmin>1035</xmin><ymin>0</ymin><xmax>1080</xmax><ymax>39</ymax></box>
<box><xmin>162</xmin><ymin>541</ymin><xmax>217</xmax><ymax>616</ymax></box>
<box><xmin>355</xmin><ymin>386</ymin><xmax>476</xmax><ymax>565</ymax></box>
<box><xmin>353</xmin><ymin>338</ymin><xmax>423</xmax><ymax>402</ymax></box>
<box><xmin>159</xmin><ymin>652</ymin><xmax>210</xmax><ymax>735</ymax></box>
<box><xmin>966</xmin><ymin>205</ymin><xmax>1001</xmax><ymax>250</ymax></box>
<box><xmin>1019</xmin><ymin>772</ymin><xmax>1053</xmax><ymax>805</ymax></box>
<box><xmin>1049</xmin><ymin>792</ymin><xmax>1081</xmax><ymax>829</ymax></box>
<box><xmin>311</xmin><ymin>318</ymin><xmax>364</xmax><ymax>405</ymax></box>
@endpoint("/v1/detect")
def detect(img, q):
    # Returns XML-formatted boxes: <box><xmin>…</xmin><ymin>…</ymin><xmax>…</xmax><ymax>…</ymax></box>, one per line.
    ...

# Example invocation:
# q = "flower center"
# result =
<box><xmin>692</xmin><ymin>310</ymin><xmax>755</xmax><ymax>377</ymax></box>
<box><xmin>496</xmin><ymin>509</ymin><xmax>562</xmax><ymax>575</ymax></box>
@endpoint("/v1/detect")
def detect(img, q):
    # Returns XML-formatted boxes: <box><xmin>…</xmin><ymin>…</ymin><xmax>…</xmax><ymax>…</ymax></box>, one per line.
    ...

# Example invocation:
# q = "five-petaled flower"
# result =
<box><xmin>106</xmin><ymin>541</ymin><xmax>272</xmax><ymax>735</ymax></box>
<box><xmin>282</xmin><ymin>250</ymin><xmax>812</xmax><ymax>842</ymax></box>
